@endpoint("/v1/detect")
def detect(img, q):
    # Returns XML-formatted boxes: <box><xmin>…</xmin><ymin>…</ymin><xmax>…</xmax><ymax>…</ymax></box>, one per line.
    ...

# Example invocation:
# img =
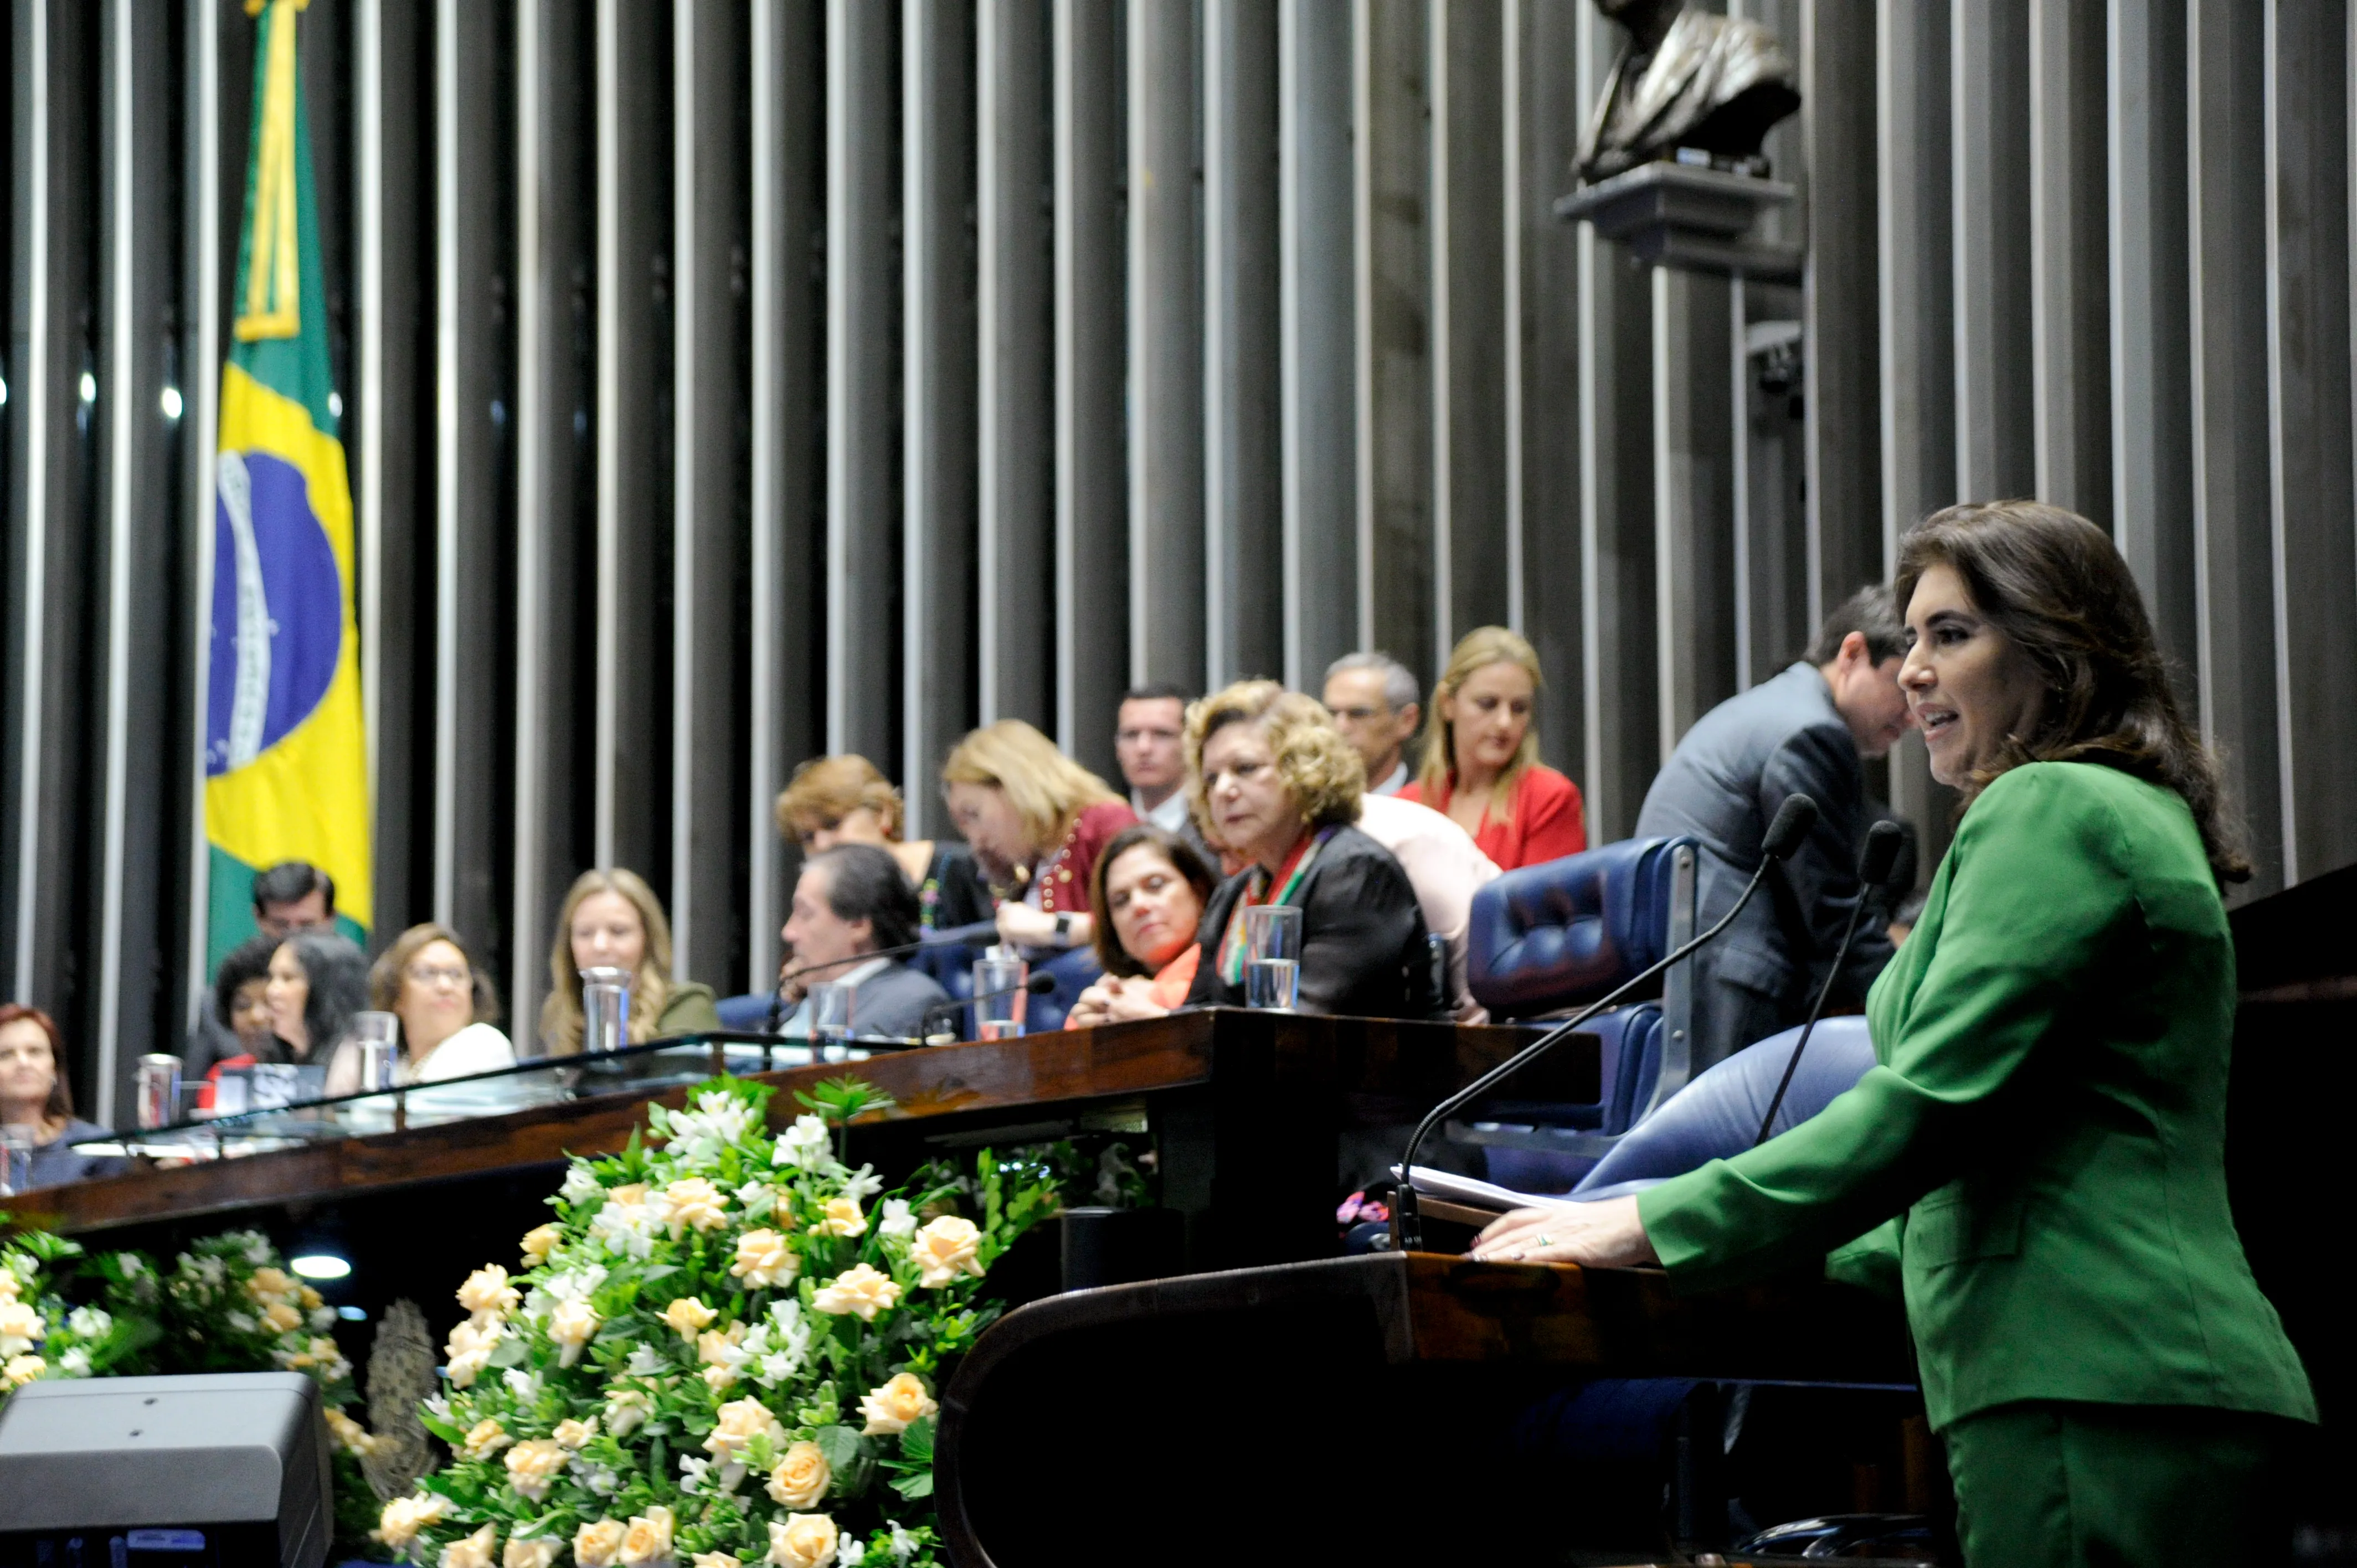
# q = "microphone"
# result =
<box><xmin>920</xmin><ymin>972</ymin><xmax>1057</xmax><ymax>1041</ymax></box>
<box><xmin>764</xmin><ymin>936</ymin><xmax>957</xmax><ymax>1034</ymax></box>
<box><xmin>1752</xmin><ymin>818</ymin><xmax>1905</xmax><ymax>1147</ymax></box>
<box><xmin>1394</xmin><ymin>792</ymin><xmax>1821</xmax><ymax>1250</ymax></box>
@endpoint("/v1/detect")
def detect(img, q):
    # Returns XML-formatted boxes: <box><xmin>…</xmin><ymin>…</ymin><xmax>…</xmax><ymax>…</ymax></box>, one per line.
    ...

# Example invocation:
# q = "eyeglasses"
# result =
<box><xmin>406</xmin><ymin>964</ymin><xmax>472</xmax><ymax>989</ymax></box>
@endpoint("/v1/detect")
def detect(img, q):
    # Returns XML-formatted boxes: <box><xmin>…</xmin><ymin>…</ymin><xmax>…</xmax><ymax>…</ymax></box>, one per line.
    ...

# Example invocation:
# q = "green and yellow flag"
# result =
<box><xmin>205</xmin><ymin>0</ymin><xmax>369</xmax><ymax>968</ymax></box>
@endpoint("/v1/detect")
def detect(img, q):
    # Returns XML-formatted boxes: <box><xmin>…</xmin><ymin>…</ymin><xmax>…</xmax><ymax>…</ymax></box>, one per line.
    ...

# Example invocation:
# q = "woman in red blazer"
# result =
<box><xmin>1399</xmin><ymin>627</ymin><xmax>1586</xmax><ymax>871</ymax></box>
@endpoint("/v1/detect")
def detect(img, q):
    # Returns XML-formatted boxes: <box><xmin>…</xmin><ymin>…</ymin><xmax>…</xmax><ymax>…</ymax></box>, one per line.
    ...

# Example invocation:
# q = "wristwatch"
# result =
<box><xmin>1054</xmin><ymin>913</ymin><xmax>1073</xmax><ymax>945</ymax></box>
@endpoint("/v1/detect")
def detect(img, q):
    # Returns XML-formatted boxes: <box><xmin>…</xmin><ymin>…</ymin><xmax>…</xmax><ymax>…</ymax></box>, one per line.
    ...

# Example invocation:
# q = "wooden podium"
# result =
<box><xmin>935</xmin><ymin>1251</ymin><xmax>1911</xmax><ymax>1567</ymax></box>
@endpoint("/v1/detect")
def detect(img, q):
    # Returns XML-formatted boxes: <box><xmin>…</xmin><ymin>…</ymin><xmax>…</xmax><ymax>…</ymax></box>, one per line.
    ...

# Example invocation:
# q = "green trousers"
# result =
<box><xmin>1943</xmin><ymin>1401</ymin><xmax>2293</xmax><ymax>1568</ymax></box>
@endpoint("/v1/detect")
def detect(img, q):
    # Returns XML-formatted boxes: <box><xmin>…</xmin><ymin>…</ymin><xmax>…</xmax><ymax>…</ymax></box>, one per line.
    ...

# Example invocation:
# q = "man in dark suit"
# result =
<box><xmin>1635</xmin><ymin>587</ymin><xmax>1912</xmax><ymax>1072</ymax></box>
<box><xmin>780</xmin><ymin>844</ymin><xmax>950</xmax><ymax>1043</ymax></box>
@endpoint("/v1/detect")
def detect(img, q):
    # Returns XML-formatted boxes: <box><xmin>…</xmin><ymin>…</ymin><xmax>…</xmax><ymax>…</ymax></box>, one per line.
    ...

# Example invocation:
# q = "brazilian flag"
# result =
<box><xmin>205</xmin><ymin>0</ymin><xmax>370</xmax><ymax>969</ymax></box>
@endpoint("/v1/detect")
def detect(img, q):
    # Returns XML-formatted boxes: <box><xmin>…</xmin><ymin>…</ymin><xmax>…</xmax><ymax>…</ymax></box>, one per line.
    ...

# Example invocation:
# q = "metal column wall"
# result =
<box><xmin>12</xmin><ymin>0</ymin><xmax>2357</xmax><ymax>1101</ymax></box>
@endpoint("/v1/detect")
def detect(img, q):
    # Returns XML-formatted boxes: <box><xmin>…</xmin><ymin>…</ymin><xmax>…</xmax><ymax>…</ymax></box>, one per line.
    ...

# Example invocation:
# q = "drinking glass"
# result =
<box><xmin>971</xmin><ymin>955</ymin><xmax>1030</xmax><ymax>1040</ymax></box>
<box><xmin>580</xmin><ymin>966</ymin><xmax>633</xmax><ymax>1055</ymax></box>
<box><xmin>1243</xmin><ymin>905</ymin><xmax>1303</xmax><ymax>1010</ymax></box>
<box><xmin>349</xmin><ymin>1011</ymin><xmax>401</xmax><ymax>1091</ymax></box>
<box><xmin>135</xmin><ymin>1054</ymin><xmax>184</xmax><ymax>1131</ymax></box>
<box><xmin>809</xmin><ymin>982</ymin><xmax>855</xmax><ymax>1060</ymax></box>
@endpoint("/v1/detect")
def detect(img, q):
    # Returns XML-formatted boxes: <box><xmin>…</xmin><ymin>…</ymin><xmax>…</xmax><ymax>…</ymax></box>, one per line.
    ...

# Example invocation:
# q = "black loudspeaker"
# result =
<box><xmin>0</xmin><ymin>1373</ymin><xmax>331</xmax><ymax>1568</ymax></box>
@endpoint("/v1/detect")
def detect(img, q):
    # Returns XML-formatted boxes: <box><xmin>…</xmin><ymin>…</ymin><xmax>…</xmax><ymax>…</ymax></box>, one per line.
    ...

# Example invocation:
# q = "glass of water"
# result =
<box><xmin>580</xmin><ymin>966</ymin><xmax>632</xmax><ymax>1055</ymax></box>
<box><xmin>349</xmin><ymin>1010</ymin><xmax>401</xmax><ymax>1091</ymax></box>
<box><xmin>971</xmin><ymin>954</ymin><xmax>1030</xmax><ymax>1040</ymax></box>
<box><xmin>1243</xmin><ymin>904</ymin><xmax>1303</xmax><ymax>1010</ymax></box>
<box><xmin>0</xmin><ymin>1123</ymin><xmax>28</xmax><ymax>1195</ymax></box>
<box><xmin>809</xmin><ymin>982</ymin><xmax>855</xmax><ymax>1060</ymax></box>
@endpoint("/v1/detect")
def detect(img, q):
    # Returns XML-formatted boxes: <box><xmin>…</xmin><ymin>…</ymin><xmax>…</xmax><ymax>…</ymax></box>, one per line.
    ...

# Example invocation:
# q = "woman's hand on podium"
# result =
<box><xmin>1469</xmin><ymin>1196</ymin><xmax>1659</xmax><ymax>1269</ymax></box>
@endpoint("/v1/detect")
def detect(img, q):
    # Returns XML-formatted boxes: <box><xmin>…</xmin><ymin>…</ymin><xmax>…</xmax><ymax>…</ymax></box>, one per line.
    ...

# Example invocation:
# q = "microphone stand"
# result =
<box><xmin>919</xmin><ymin>973</ymin><xmax>1056</xmax><ymax>1042</ymax></box>
<box><xmin>1394</xmin><ymin>795</ymin><xmax>1820</xmax><ymax>1251</ymax></box>
<box><xmin>1753</xmin><ymin>821</ymin><xmax>1906</xmax><ymax>1147</ymax></box>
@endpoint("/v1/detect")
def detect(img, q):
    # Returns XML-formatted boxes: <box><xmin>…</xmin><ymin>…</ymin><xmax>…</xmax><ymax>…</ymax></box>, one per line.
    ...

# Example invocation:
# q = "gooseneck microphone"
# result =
<box><xmin>919</xmin><ymin>972</ymin><xmax>1057</xmax><ymax>1040</ymax></box>
<box><xmin>764</xmin><ymin>937</ymin><xmax>948</xmax><ymax>1034</ymax></box>
<box><xmin>1394</xmin><ymin>792</ymin><xmax>1822</xmax><ymax>1251</ymax></box>
<box><xmin>1752</xmin><ymin>818</ymin><xmax>1906</xmax><ymax>1147</ymax></box>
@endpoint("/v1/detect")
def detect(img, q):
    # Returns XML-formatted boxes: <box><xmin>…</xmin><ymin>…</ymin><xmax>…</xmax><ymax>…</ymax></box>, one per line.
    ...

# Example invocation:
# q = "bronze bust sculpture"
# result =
<box><xmin>1578</xmin><ymin>0</ymin><xmax>1801</xmax><ymax>183</ymax></box>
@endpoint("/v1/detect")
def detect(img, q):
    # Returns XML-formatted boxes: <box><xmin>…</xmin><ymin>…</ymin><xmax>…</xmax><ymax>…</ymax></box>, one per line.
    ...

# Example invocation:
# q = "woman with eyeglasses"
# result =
<box><xmin>366</xmin><ymin>924</ymin><xmax>514</xmax><ymax>1082</ymax></box>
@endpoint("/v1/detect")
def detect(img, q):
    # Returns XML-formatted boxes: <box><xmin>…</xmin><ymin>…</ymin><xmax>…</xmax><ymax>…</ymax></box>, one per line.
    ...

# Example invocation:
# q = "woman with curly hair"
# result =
<box><xmin>1181</xmin><ymin>682</ymin><xmax>1443</xmax><ymax>1019</ymax></box>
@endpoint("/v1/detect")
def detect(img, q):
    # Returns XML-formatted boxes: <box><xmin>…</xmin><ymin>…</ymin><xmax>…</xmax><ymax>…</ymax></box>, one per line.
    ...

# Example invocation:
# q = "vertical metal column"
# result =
<box><xmin>594</xmin><ymin>0</ymin><xmax>668</xmax><ymax>876</ymax></box>
<box><xmin>183</xmin><ymin>0</ymin><xmax>226</xmax><ymax>1031</ymax></box>
<box><xmin>1653</xmin><ymin>266</ymin><xmax>1736</xmax><ymax>759</ymax></box>
<box><xmin>976</xmin><ymin>0</ymin><xmax>1054</xmax><ymax>731</ymax></box>
<box><xmin>1052</xmin><ymin>0</ymin><xmax>1125</xmax><ymax>776</ymax></box>
<box><xmin>2188</xmin><ymin>0</ymin><xmax>2282</xmax><ymax>894</ymax></box>
<box><xmin>1357</xmin><ymin>0</ymin><xmax>1433</xmax><ymax>682</ymax></box>
<box><xmin>1512</xmin><ymin>0</ymin><xmax>1585</xmax><ymax>774</ymax></box>
<box><xmin>1129</xmin><ymin>0</ymin><xmax>1206</xmax><ymax>694</ymax></box>
<box><xmin>1205</xmin><ymin>0</ymin><xmax>1282</xmax><ymax>689</ymax></box>
<box><xmin>1278</xmin><ymin>0</ymin><xmax>1356</xmax><ymax>689</ymax></box>
<box><xmin>2028</xmin><ymin>0</ymin><xmax>2112</xmax><ymax>522</ymax></box>
<box><xmin>1951</xmin><ymin>0</ymin><xmax>2035</xmax><ymax>501</ymax></box>
<box><xmin>2262</xmin><ymin>0</ymin><xmax>2357</xmax><ymax>885</ymax></box>
<box><xmin>1429</xmin><ymin>0</ymin><xmax>1509</xmax><ymax>656</ymax></box>
<box><xmin>1802</xmin><ymin>0</ymin><xmax>1881</xmax><ymax>626</ymax></box>
<box><xmin>2107</xmin><ymin>0</ymin><xmax>2195</xmax><ymax>685</ymax></box>
<box><xmin>672</xmin><ymin>0</ymin><xmax>751</xmax><ymax>982</ymax></box>
<box><xmin>903</xmin><ymin>0</ymin><xmax>979</xmax><ymax>833</ymax></box>
<box><xmin>1576</xmin><ymin>1</ymin><xmax>1657</xmax><ymax>839</ymax></box>
<box><xmin>433</xmin><ymin>0</ymin><xmax>510</xmax><ymax>947</ymax></box>
<box><xmin>748</xmin><ymin>0</ymin><xmax>827</xmax><ymax>991</ymax></box>
<box><xmin>827</xmin><ymin>0</ymin><xmax>903</xmax><ymax>768</ymax></box>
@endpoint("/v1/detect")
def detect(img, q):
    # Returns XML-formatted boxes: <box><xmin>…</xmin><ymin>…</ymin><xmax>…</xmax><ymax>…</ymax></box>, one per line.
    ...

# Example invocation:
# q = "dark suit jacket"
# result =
<box><xmin>845</xmin><ymin>961</ymin><xmax>952</xmax><ymax>1041</ymax></box>
<box><xmin>1634</xmin><ymin>661</ymin><xmax>1894</xmax><ymax>1069</ymax></box>
<box><xmin>1184</xmin><ymin>825</ymin><xmax>1445</xmax><ymax>1020</ymax></box>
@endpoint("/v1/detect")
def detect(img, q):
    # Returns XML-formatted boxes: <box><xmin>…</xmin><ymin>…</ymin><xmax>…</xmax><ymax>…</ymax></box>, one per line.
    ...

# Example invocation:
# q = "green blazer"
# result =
<box><xmin>653</xmin><ymin>982</ymin><xmax>723</xmax><ymax>1039</ymax></box>
<box><xmin>1639</xmin><ymin>761</ymin><xmax>2315</xmax><ymax>1431</ymax></box>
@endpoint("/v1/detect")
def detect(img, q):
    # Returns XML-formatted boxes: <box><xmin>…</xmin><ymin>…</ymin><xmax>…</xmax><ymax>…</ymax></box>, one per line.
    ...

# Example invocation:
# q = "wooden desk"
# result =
<box><xmin>936</xmin><ymin>1251</ymin><xmax>1911</xmax><ymax>1567</ymax></box>
<box><xmin>21</xmin><ymin>1012</ymin><xmax>1587</xmax><ymax>1281</ymax></box>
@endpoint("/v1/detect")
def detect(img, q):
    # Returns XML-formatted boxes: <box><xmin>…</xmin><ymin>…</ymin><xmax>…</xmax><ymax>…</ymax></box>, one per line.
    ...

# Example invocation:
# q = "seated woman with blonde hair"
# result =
<box><xmin>1064</xmin><ymin>825</ymin><xmax>1219</xmax><ymax>1028</ymax></box>
<box><xmin>538</xmin><ymin>869</ymin><xmax>723</xmax><ymax>1056</ymax></box>
<box><xmin>775</xmin><ymin>754</ymin><xmax>994</xmax><ymax>932</ymax></box>
<box><xmin>1183</xmin><ymin>682</ymin><xmax>1443</xmax><ymax>1019</ymax></box>
<box><xmin>940</xmin><ymin>719</ymin><xmax>1137</xmax><ymax>956</ymax></box>
<box><xmin>366</xmin><ymin>924</ymin><xmax>516</xmax><ymax>1082</ymax></box>
<box><xmin>1399</xmin><ymin>626</ymin><xmax>1586</xmax><ymax>871</ymax></box>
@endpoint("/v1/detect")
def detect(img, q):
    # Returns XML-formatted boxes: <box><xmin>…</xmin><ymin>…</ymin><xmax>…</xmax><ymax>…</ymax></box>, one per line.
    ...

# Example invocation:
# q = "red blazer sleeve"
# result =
<box><xmin>1512</xmin><ymin>767</ymin><xmax>1587</xmax><ymax>865</ymax></box>
<box><xmin>1061</xmin><ymin>800</ymin><xmax>1141</xmax><ymax>912</ymax></box>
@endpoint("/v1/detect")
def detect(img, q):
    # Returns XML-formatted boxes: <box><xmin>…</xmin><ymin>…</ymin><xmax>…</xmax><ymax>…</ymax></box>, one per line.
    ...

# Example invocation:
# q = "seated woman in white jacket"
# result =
<box><xmin>367</xmin><ymin>922</ymin><xmax>517</xmax><ymax>1083</ymax></box>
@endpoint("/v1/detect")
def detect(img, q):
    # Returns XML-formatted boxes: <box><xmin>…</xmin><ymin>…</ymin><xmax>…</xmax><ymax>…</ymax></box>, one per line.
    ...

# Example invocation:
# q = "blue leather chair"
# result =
<box><xmin>1450</xmin><ymin>835</ymin><xmax>1700</xmax><ymax>1191</ymax></box>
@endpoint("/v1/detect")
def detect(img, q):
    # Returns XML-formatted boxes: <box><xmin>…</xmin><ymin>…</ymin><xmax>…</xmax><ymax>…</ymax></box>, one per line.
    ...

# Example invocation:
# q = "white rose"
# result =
<box><xmin>729</xmin><ymin>1229</ymin><xmax>798</xmax><ymax>1290</ymax></box>
<box><xmin>457</xmin><ymin>1264</ymin><xmax>521</xmax><ymax>1320</ymax></box>
<box><xmin>504</xmin><ymin>1539</ymin><xmax>561</xmax><ymax>1568</ymax></box>
<box><xmin>691</xmin><ymin>1556</ymin><xmax>743</xmax><ymax>1568</ymax></box>
<box><xmin>765</xmin><ymin>1515</ymin><xmax>838</xmax><ymax>1568</ymax></box>
<box><xmin>877</xmin><ymin>1200</ymin><xmax>917</xmax><ymax>1239</ymax></box>
<box><xmin>442</xmin><ymin>1318</ymin><xmax>501</xmax><ymax>1389</ymax></box>
<box><xmin>503</xmin><ymin>1437</ymin><xmax>568</xmax><ymax>1502</ymax></box>
<box><xmin>856</xmin><ymin>1373</ymin><xmax>938</xmax><ymax>1437</ymax></box>
<box><xmin>604</xmin><ymin>1387</ymin><xmax>652</xmax><ymax>1437</ymax></box>
<box><xmin>905</xmin><ymin>1216</ymin><xmax>985</xmax><ymax>1290</ymax></box>
<box><xmin>809</xmin><ymin>1264</ymin><xmax>900</xmax><ymax>1322</ymax></box>
<box><xmin>549</xmin><ymin>1297</ymin><xmax>601</xmax><ymax>1368</ymax></box>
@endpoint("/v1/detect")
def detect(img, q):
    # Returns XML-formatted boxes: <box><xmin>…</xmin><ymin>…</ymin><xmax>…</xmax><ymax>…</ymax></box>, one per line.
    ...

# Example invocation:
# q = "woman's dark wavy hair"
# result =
<box><xmin>284</xmin><ymin>929</ymin><xmax>375</xmax><ymax>1059</ymax></box>
<box><xmin>1895</xmin><ymin>501</ymin><xmax>2249</xmax><ymax>885</ymax></box>
<box><xmin>1087</xmin><ymin>824</ymin><xmax>1218</xmax><ymax>979</ymax></box>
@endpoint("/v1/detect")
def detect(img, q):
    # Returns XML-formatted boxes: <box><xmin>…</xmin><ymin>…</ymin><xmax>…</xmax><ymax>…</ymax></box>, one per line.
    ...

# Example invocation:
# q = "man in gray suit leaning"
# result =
<box><xmin>779</xmin><ymin>843</ymin><xmax>951</xmax><ymax>1043</ymax></box>
<box><xmin>1635</xmin><ymin>587</ymin><xmax>1913</xmax><ymax>1073</ymax></box>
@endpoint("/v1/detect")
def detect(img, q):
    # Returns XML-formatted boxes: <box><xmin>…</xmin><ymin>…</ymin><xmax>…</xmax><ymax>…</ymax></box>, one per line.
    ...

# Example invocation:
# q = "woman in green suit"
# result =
<box><xmin>1475</xmin><ymin>502</ymin><xmax>2314</xmax><ymax>1566</ymax></box>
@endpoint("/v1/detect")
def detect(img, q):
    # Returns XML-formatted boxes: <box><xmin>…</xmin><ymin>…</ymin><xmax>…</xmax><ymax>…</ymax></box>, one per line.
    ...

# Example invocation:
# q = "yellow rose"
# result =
<box><xmin>809</xmin><ymin>1196</ymin><xmax>867</xmax><ymax>1239</ymax></box>
<box><xmin>905</xmin><ymin>1215</ymin><xmax>985</xmax><ymax>1290</ymax></box>
<box><xmin>261</xmin><ymin>1301</ymin><xmax>304</xmax><ymax>1334</ymax></box>
<box><xmin>856</xmin><ymin>1372</ymin><xmax>939</xmax><ymax>1437</ymax></box>
<box><xmin>809</xmin><ymin>1263</ymin><xmax>900</xmax><ymax>1322</ymax></box>
<box><xmin>299</xmin><ymin>1285</ymin><xmax>325</xmax><ymax>1311</ymax></box>
<box><xmin>765</xmin><ymin>1440</ymin><xmax>831</xmax><ymax>1508</ymax></box>
<box><xmin>691</xmin><ymin>1556</ymin><xmax>742</xmax><ymax>1568</ymax></box>
<box><xmin>553</xmin><ymin>1416</ymin><xmax>599</xmax><ymax>1450</ymax></box>
<box><xmin>729</xmin><ymin>1229</ymin><xmax>798</xmax><ymax>1290</ymax></box>
<box><xmin>609</xmin><ymin>1183</ymin><xmax>649</xmax><ymax>1206</ymax></box>
<box><xmin>4</xmin><ymin>1354</ymin><xmax>47</xmax><ymax>1388</ymax></box>
<box><xmin>617</xmin><ymin>1505</ymin><xmax>675</xmax><ymax>1567</ymax></box>
<box><xmin>549</xmin><ymin>1298</ymin><xmax>601</xmax><ymax>1368</ymax></box>
<box><xmin>441</xmin><ymin>1523</ymin><xmax>498</xmax><ymax>1568</ymax></box>
<box><xmin>372</xmin><ymin>1492</ymin><xmax>449</xmax><ymax>1550</ymax></box>
<box><xmin>519</xmin><ymin>1223</ymin><xmax>563</xmax><ymax>1268</ymax></box>
<box><xmin>764</xmin><ymin>1514</ymin><xmax>837</xmax><ymax>1568</ymax></box>
<box><xmin>574</xmin><ymin>1518</ymin><xmax>627</xmax><ymax>1568</ymax></box>
<box><xmin>0</xmin><ymin>1299</ymin><xmax>46</xmax><ymax>1349</ymax></box>
<box><xmin>698</xmin><ymin>1323</ymin><xmax>746</xmax><ymax>1365</ymax></box>
<box><xmin>660</xmin><ymin>1296</ymin><xmax>717</xmax><ymax>1340</ymax></box>
<box><xmin>460</xmin><ymin>1417</ymin><xmax>513</xmax><ymax>1459</ymax></box>
<box><xmin>247</xmin><ymin>1266</ymin><xmax>295</xmax><ymax>1299</ymax></box>
<box><xmin>503</xmin><ymin>1437</ymin><xmax>568</xmax><ymax>1502</ymax></box>
<box><xmin>325</xmin><ymin>1406</ymin><xmax>379</xmax><ymax>1458</ymax></box>
<box><xmin>702</xmin><ymin>1395</ymin><xmax>785</xmax><ymax>1464</ymax></box>
<box><xmin>443</xmin><ymin>1318</ymin><xmax>502</xmax><ymax>1389</ymax></box>
<box><xmin>662</xmin><ymin>1177</ymin><xmax>729</xmax><ymax>1236</ymax></box>
<box><xmin>457</xmin><ymin>1265</ymin><xmax>522</xmax><ymax>1320</ymax></box>
<box><xmin>505</xmin><ymin>1539</ymin><xmax>562</xmax><ymax>1568</ymax></box>
<box><xmin>0</xmin><ymin>1270</ymin><xmax>19</xmax><ymax>1301</ymax></box>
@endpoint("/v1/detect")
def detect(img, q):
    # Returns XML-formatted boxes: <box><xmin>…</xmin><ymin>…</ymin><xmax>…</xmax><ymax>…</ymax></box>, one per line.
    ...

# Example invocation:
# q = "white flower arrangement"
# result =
<box><xmin>0</xmin><ymin>1226</ymin><xmax>157</xmax><ymax>1401</ymax></box>
<box><xmin>378</xmin><ymin>1077</ymin><xmax>1062</xmax><ymax>1568</ymax></box>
